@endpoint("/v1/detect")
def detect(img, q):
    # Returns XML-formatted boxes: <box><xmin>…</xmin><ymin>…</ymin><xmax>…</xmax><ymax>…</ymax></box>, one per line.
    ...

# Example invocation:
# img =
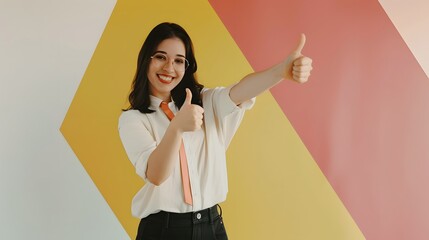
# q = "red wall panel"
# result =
<box><xmin>209</xmin><ymin>0</ymin><xmax>429</xmax><ymax>239</ymax></box>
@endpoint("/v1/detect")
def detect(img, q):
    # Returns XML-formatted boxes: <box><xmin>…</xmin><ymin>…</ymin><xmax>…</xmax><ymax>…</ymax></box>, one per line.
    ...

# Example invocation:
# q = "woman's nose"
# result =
<box><xmin>162</xmin><ymin>59</ymin><xmax>175</xmax><ymax>72</ymax></box>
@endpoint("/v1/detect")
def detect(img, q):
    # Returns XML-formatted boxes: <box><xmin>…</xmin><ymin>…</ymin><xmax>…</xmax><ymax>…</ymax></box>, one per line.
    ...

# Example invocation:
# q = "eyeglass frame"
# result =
<box><xmin>150</xmin><ymin>51</ymin><xmax>190</xmax><ymax>72</ymax></box>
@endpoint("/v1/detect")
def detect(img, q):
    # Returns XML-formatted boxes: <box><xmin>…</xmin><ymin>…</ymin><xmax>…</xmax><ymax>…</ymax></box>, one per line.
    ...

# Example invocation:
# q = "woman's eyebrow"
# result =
<box><xmin>153</xmin><ymin>50</ymin><xmax>166</xmax><ymax>55</ymax></box>
<box><xmin>153</xmin><ymin>50</ymin><xmax>185</xmax><ymax>58</ymax></box>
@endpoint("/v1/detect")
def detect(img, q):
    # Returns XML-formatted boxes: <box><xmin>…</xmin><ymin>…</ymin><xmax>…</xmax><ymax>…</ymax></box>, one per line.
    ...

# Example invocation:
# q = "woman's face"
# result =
<box><xmin>147</xmin><ymin>37</ymin><xmax>187</xmax><ymax>102</ymax></box>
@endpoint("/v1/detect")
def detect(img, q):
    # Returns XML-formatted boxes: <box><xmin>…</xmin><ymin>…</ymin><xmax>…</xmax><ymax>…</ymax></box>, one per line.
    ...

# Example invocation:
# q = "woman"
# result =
<box><xmin>119</xmin><ymin>22</ymin><xmax>312</xmax><ymax>240</ymax></box>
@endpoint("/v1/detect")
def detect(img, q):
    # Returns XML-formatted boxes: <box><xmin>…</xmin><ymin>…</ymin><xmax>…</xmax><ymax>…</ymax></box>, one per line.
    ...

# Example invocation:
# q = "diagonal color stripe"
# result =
<box><xmin>209</xmin><ymin>0</ymin><xmax>429</xmax><ymax>239</ymax></box>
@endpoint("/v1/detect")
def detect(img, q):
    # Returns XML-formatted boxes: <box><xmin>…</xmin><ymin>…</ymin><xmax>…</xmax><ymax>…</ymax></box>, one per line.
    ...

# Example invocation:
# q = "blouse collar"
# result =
<box><xmin>149</xmin><ymin>95</ymin><xmax>176</xmax><ymax>110</ymax></box>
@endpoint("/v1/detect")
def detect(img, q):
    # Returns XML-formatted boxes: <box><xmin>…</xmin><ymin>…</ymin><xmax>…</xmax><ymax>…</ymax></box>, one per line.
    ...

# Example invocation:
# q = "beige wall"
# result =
<box><xmin>379</xmin><ymin>0</ymin><xmax>429</xmax><ymax>77</ymax></box>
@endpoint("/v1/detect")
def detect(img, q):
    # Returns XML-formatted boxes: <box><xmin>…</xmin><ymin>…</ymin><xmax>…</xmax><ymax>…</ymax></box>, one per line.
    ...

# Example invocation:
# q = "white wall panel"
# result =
<box><xmin>0</xmin><ymin>0</ymin><xmax>129</xmax><ymax>239</ymax></box>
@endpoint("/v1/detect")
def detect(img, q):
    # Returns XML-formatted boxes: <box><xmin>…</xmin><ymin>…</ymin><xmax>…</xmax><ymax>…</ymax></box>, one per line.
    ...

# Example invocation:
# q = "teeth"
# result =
<box><xmin>159</xmin><ymin>75</ymin><xmax>173</xmax><ymax>81</ymax></box>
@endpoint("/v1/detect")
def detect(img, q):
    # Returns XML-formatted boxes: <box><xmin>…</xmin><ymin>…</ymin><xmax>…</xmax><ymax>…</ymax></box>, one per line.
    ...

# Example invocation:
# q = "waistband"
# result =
<box><xmin>142</xmin><ymin>205</ymin><xmax>221</xmax><ymax>227</ymax></box>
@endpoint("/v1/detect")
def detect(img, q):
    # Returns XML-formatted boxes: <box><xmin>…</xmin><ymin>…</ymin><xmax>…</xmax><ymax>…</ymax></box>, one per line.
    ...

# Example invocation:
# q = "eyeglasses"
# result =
<box><xmin>150</xmin><ymin>52</ymin><xmax>189</xmax><ymax>72</ymax></box>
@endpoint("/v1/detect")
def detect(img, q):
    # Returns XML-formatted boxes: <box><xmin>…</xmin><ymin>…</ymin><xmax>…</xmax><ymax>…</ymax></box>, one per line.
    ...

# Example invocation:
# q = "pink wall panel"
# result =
<box><xmin>209</xmin><ymin>0</ymin><xmax>429</xmax><ymax>239</ymax></box>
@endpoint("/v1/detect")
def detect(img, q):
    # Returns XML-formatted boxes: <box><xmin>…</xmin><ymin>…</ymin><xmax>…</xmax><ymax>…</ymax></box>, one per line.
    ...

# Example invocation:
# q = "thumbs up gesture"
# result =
<box><xmin>284</xmin><ymin>34</ymin><xmax>313</xmax><ymax>83</ymax></box>
<box><xmin>172</xmin><ymin>88</ymin><xmax>204</xmax><ymax>132</ymax></box>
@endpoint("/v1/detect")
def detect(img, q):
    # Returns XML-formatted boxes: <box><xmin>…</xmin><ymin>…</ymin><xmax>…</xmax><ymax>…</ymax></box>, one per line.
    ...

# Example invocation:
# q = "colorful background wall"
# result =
<box><xmin>1</xmin><ymin>0</ymin><xmax>428</xmax><ymax>239</ymax></box>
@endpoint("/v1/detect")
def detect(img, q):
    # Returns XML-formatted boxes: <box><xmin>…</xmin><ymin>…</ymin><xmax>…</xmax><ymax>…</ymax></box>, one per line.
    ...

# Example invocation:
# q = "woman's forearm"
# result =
<box><xmin>229</xmin><ymin>34</ymin><xmax>312</xmax><ymax>105</ymax></box>
<box><xmin>146</xmin><ymin>124</ymin><xmax>183</xmax><ymax>186</ymax></box>
<box><xmin>230</xmin><ymin>62</ymin><xmax>285</xmax><ymax>105</ymax></box>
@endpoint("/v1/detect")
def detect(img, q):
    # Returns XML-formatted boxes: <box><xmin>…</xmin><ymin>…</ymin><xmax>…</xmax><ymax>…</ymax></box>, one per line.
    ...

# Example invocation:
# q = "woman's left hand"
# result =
<box><xmin>284</xmin><ymin>34</ymin><xmax>313</xmax><ymax>83</ymax></box>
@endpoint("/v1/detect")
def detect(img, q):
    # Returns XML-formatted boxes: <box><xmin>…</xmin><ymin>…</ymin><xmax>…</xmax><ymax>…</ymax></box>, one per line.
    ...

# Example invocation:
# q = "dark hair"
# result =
<box><xmin>125</xmin><ymin>22</ymin><xmax>204</xmax><ymax>113</ymax></box>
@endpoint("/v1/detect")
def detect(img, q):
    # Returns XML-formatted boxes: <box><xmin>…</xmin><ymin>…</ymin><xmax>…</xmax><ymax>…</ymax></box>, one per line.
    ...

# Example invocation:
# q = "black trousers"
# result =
<box><xmin>136</xmin><ymin>205</ymin><xmax>228</xmax><ymax>240</ymax></box>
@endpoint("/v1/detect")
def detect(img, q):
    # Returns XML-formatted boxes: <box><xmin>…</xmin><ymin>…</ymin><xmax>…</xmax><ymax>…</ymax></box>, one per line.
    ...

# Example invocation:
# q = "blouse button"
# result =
<box><xmin>196</xmin><ymin>213</ymin><xmax>201</xmax><ymax>220</ymax></box>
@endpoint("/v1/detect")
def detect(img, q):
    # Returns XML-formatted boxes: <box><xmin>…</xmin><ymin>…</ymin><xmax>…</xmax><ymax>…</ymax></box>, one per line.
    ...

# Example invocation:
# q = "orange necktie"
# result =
<box><xmin>160</xmin><ymin>102</ymin><xmax>193</xmax><ymax>205</ymax></box>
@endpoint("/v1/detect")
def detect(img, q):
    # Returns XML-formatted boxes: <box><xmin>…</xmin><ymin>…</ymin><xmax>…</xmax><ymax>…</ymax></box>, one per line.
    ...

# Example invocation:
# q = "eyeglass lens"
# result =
<box><xmin>151</xmin><ymin>53</ymin><xmax>189</xmax><ymax>71</ymax></box>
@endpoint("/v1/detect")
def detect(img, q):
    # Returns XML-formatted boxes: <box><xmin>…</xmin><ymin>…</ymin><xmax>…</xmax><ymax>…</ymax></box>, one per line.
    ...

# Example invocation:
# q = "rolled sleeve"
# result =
<box><xmin>203</xmin><ymin>84</ymin><xmax>255</xmax><ymax>149</ymax></box>
<box><xmin>213</xmin><ymin>84</ymin><xmax>255</xmax><ymax>119</ymax></box>
<box><xmin>118</xmin><ymin>111</ymin><xmax>156</xmax><ymax>182</ymax></box>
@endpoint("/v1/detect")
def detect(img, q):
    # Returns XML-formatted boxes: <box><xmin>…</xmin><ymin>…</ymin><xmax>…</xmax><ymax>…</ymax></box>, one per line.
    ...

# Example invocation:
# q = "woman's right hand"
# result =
<box><xmin>172</xmin><ymin>88</ymin><xmax>204</xmax><ymax>132</ymax></box>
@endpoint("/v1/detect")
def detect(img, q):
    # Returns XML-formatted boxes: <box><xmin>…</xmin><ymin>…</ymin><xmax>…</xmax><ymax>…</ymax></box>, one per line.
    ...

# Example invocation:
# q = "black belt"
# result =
<box><xmin>143</xmin><ymin>205</ymin><xmax>221</xmax><ymax>227</ymax></box>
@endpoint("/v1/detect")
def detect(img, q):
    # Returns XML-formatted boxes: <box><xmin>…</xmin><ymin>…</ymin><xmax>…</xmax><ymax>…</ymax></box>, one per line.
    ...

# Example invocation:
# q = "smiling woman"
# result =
<box><xmin>124</xmin><ymin>23</ymin><xmax>204</xmax><ymax>115</ymax></box>
<box><xmin>118</xmin><ymin>22</ymin><xmax>312</xmax><ymax>240</ymax></box>
<box><xmin>147</xmin><ymin>38</ymin><xmax>189</xmax><ymax>101</ymax></box>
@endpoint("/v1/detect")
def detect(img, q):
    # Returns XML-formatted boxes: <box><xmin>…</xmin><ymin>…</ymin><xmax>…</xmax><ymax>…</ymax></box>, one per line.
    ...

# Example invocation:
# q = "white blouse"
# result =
<box><xmin>118</xmin><ymin>85</ymin><xmax>255</xmax><ymax>219</ymax></box>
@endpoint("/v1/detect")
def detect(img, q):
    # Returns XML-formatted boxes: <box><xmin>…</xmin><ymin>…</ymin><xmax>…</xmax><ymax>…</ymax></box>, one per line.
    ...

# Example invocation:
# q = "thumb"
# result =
<box><xmin>293</xmin><ymin>33</ymin><xmax>306</xmax><ymax>55</ymax></box>
<box><xmin>184</xmin><ymin>88</ymin><xmax>192</xmax><ymax>105</ymax></box>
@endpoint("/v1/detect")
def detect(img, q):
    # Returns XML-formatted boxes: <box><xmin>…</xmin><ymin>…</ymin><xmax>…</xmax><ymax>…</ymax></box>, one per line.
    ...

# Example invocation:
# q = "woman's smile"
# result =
<box><xmin>157</xmin><ymin>74</ymin><xmax>174</xmax><ymax>84</ymax></box>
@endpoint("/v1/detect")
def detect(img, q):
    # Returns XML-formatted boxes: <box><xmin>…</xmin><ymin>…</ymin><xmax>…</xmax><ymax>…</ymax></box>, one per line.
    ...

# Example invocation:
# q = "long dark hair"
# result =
<box><xmin>125</xmin><ymin>22</ymin><xmax>204</xmax><ymax>113</ymax></box>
